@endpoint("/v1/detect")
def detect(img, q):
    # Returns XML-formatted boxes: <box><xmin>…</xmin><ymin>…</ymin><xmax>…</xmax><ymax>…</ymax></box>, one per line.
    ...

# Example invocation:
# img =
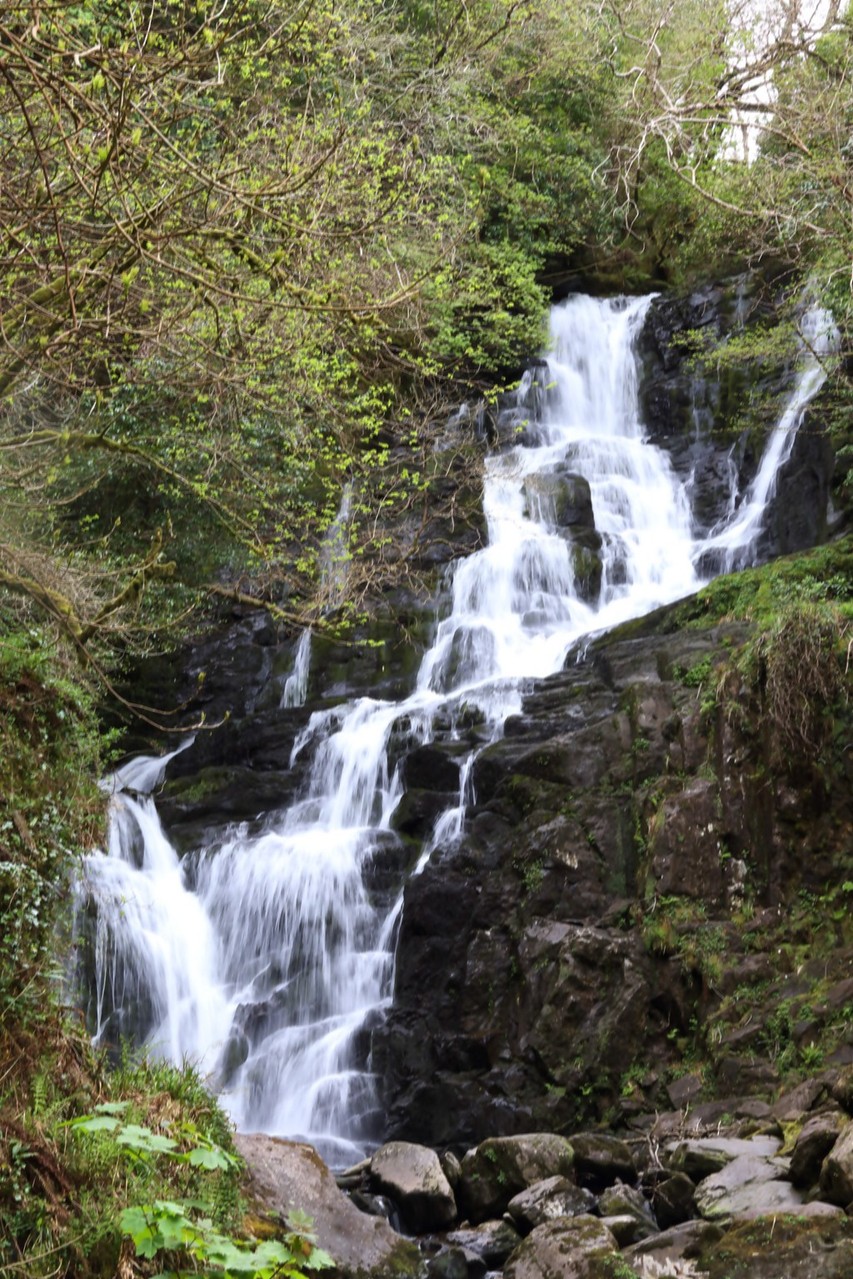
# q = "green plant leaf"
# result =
<box><xmin>116</xmin><ymin>1124</ymin><xmax>179</xmax><ymax>1154</ymax></box>
<box><xmin>186</xmin><ymin>1143</ymin><xmax>237</xmax><ymax>1170</ymax></box>
<box><xmin>69</xmin><ymin>1114</ymin><xmax>122</xmax><ymax>1132</ymax></box>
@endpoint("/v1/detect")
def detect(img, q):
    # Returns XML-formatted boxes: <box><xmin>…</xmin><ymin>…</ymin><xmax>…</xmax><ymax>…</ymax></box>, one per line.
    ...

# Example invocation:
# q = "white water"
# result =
<box><xmin>699</xmin><ymin>306</ymin><xmax>839</xmax><ymax>571</ymax></box>
<box><xmin>77</xmin><ymin>294</ymin><xmax>834</xmax><ymax>1163</ymax></box>
<box><xmin>281</xmin><ymin>629</ymin><xmax>312</xmax><ymax>708</ymax></box>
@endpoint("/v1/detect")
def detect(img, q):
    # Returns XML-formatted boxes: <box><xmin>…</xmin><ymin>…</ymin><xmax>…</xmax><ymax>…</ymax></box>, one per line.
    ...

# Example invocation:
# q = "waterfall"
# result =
<box><xmin>281</xmin><ymin>629</ymin><xmax>312</xmax><ymax>708</ymax></box>
<box><xmin>696</xmin><ymin>305</ymin><xmax>839</xmax><ymax>572</ymax></box>
<box><xmin>77</xmin><ymin>293</ymin><xmax>833</xmax><ymax>1164</ymax></box>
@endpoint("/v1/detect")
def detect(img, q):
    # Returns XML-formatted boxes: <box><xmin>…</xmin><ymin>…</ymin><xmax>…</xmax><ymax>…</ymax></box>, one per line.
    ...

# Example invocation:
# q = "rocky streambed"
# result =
<box><xmin>235</xmin><ymin>1065</ymin><xmax>853</xmax><ymax>1278</ymax></box>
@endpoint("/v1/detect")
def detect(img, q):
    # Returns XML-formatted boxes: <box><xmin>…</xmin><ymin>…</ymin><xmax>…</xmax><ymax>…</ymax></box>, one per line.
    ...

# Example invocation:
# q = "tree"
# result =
<box><xmin>594</xmin><ymin>0</ymin><xmax>853</xmax><ymax>289</ymax></box>
<box><xmin>0</xmin><ymin>0</ymin><xmax>612</xmax><ymax>662</ymax></box>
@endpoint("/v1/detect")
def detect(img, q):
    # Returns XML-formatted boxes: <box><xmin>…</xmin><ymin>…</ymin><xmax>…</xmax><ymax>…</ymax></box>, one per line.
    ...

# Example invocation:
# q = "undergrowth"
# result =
<box><xmin>0</xmin><ymin>612</ymin><xmax>329</xmax><ymax>1277</ymax></box>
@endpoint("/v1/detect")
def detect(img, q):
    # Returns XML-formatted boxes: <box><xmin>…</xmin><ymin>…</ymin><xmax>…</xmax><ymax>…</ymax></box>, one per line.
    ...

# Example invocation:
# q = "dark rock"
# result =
<box><xmin>790</xmin><ymin>1113</ymin><xmax>846</xmax><ymax>1188</ymax></box>
<box><xmin>646</xmin><ymin>779</ymin><xmax>727</xmax><ymax>906</ymax></box>
<box><xmin>503</xmin><ymin>1216</ymin><xmax>618</xmax><ymax>1279</ymax></box>
<box><xmin>458</xmin><ymin>1134</ymin><xmax>575</xmax><ymax>1223</ymax></box>
<box><xmin>426</xmin><ymin>1248</ymin><xmax>468</xmax><ymax>1279</ymax></box>
<box><xmin>819</xmin><ymin>1121</ymin><xmax>853</xmax><ymax>1206</ymax></box>
<box><xmin>666</xmin><ymin>1074</ymin><xmax>704</xmax><ymax>1109</ymax></box>
<box><xmin>569</xmin><ymin>1132</ymin><xmax>636</xmax><ymax>1190</ymax></box>
<box><xmin>446</xmin><ymin>1220</ymin><xmax>522</xmax><ymax>1269</ymax></box>
<box><xmin>600</xmin><ymin>1214</ymin><xmax>652</xmax><ymax>1246</ymax></box>
<box><xmin>506</xmin><ymin>1176</ymin><xmax>596</xmax><ymax>1233</ymax></box>
<box><xmin>626</xmin><ymin>1218</ymin><xmax>724</xmax><ymax>1266</ymax></box>
<box><xmin>830</xmin><ymin>1065</ymin><xmax>853</xmax><ymax>1114</ymax></box>
<box><xmin>652</xmin><ymin>1172</ymin><xmax>697</xmax><ymax>1228</ymax></box>
<box><xmin>403</xmin><ymin>745</ymin><xmax>461</xmax><ymax>793</ymax></box>
<box><xmin>521</xmin><ymin>470</ymin><xmax>594</xmax><ymax>530</ymax></box>
<box><xmin>597</xmin><ymin>1180</ymin><xmax>657</xmax><ymax>1232</ymax></box>
<box><xmin>773</xmin><ymin>1078</ymin><xmax>829</xmax><ymax>1122</ymax></box>
<box><xmin>350</xmin><ymin>1191</ymin><xmax>397</xmax><ymax>1221</ymax></box>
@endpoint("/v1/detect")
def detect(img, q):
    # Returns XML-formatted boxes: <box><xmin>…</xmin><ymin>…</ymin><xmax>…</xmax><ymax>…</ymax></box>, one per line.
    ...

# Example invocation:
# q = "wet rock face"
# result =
<box><xmin>637</xmin><ymin>282</ymin><xmax>837</xmax><ymax>556</ymax></box>
<box><xmin>375</xmin><ymin>594</ymin><xmax>853</xmax><ymax>1148</ymax></box>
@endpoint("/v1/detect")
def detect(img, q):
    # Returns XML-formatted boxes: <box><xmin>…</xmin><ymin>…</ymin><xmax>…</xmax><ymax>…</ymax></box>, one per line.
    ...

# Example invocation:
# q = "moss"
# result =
<box><xmin>697</xmin><ymin>1216</ymin><xmax>853</xmax><ymax>1278</ymax></box>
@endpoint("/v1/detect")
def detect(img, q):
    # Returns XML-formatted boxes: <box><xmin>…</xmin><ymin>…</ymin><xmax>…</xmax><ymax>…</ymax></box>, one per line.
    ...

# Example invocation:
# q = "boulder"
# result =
<box><xmin>600</xmin><ymin>1215</ymin><xmax>649</xmax><ymax>1247</ymax></box>
<box><xmin>651</xmin><ymin>1172</ymin><xmax>697</xmax><ymax>1228</ymax></box>
<box><xmin>233</xmin><ymin>1134</ymin><xmax>422</xmax><ymax>1279</ymax></box>
<box><xmin>693</xmin><ymin>1152</ymin><xmax>798</xmax><ymax>1221</ymax></box>
<box><xmin>626</xmin><ymin>1219</ymin><xmax>723</xmax><ymax>1268</ymax></box>
<box><xmin>597</xmin><ymin>1180</ymin><xmax>657</xmax><ymax>1239</ymax></box>
<box><xmin>819</xmin><ymin>1121</ymin><xmax>853</xmax><ymax>1206</ymax></box>
<box><xmin>426</xmin><ymin>1248</ymin><xmax>468</xmax><ymax>1279</ymax></box>
<box><xmin>569</xmin><ymin>1132</ymin><xmax>636</xmax><ymax>1189</ymax></box>
<box><xmin>772</xmin><ymin>1077</ymin><xmax>828</xmax><ymax>1122</ymax></box>
<box><xmin>521</xmin><ymin>470</ymin><xmax>595</xmax><ymax>530</ymax></box>
<box><xmin>458</xmin><ymin>1134</ymin><xmax>575</xmax><ymax>1222</ymax></box>
<box><xmin>370</xmin><ymin>1141</ymin><xmax>457</xmax><ymax>1233</ymax></box>
<box><xmin>666</xmin><ymin>1135</ymin><xmax>781</xmax><ymax>1181</ymax></box>
<box><xmin>503</xmin><ymin>1216</ymin><xmax>619</xmax><ymax>1279</ymax></box>
<box><xmin>692</xmin><ymin>1215</ymin><xmax>853</xmax><ymax>1279</ymax></box>
<box><xmin>830</xmin><ymin>1065</ymin><xmax>853</xmax><ymax>1114</ymax></box>
<box><xmin>789</xmin><ymin>1112</ymin><xmax>846</xmax><ymax>1188</ymax></box>
<box><xmin>446</xmin><ymin>1220</ymin><xmax>522</xmax><ymax>1269</ymax></box>
<box><xmin>506</xmin><ymin>1176</ymin><xmax>595</xmax><ymax>1233</ymax></box>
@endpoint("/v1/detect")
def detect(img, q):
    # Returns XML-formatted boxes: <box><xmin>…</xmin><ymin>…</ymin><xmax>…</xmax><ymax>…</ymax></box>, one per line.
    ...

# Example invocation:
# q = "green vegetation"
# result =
<box><xmin>3</xmin><ymin>1</ymin><xmax>851</xmax><ymax>657</ymax></box>
<box><xmin>2</xmin><ymin>1</ymin><xmax>853</xmax><ymax>1272</ymax></box>
<box><xmin>0</xmin><ymin>0</ymin><xmax>615</xmax><ymax>657</ymax></box>
<box><xmin>0</xmin><ymin>623</ymin><xmax>331</xmax><ymax>1276</ymax></box>
<box><xmin>0</xmin><ymin>1035</ymin><xmax>330</xmax><ymax>1278</ymax></box>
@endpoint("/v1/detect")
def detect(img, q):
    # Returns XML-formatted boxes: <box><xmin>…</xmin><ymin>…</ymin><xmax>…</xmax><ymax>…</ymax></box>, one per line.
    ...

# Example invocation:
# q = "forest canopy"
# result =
<box><xmin>0</xmin><ymin>0</ymin><xmax>850</xmax><ymax>661</ymax></box>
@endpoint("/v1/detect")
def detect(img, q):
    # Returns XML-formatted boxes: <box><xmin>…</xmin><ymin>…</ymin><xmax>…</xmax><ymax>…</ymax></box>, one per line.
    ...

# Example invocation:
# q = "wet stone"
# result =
<box><xmin>506</xmin><ymin>1176</ymin><xmax>595</xmax><ymax>1233</ymax></box>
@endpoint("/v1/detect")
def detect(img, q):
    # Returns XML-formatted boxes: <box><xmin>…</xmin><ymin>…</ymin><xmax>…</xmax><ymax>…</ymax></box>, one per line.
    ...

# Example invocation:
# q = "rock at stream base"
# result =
<box><xmin>568</xmin><ymin>1132</ymin><xmax>636</xmax><ymax>1189</ymax></box>
<box><xmin>693</xmin><ymin>1151</ymin><xmax>798</xmax><ymax>1221</ymax></box>
<box><xmin>459</xmin><ymin>1133</ymin><xmax>575</xmax><ymax>1222</ymax></box>
<box><xmin>503</xmin><ymin>1215</ymin><xmax>618</xmax><ymax>1279</ymax></box>
<box><xmin>445</xmin><ymin>1219</ymin><xmax>523</xmax><ymax>1268</ymax></box>
<box><xmin>506</xmin><ymin>1176</ymin><xmax>595</xmax><ymax>1232</ymax></box>
<box><xmin>820</xmin><ymin>1120</ymin><xmax>853</xmax><ymax>1206</ymax></box>
<box><xmin>233</xmin><ymin>1133</ymin><xmax>422</xmax><ymax>1279</ymax></box>
<box><xmin>789</xmin><ymin>1112</ymin><xmax>846</xmax><ymax>1188</ymax></box>
<box><xmin>370</xmin><ymin>1140</ymin><xmax>457</xmax><ymax>1232</ymax></box>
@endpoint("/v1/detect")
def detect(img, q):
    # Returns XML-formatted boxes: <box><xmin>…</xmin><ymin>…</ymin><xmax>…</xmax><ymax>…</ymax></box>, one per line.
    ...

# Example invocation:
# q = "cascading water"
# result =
<box><xmin>77</xmin><ymin>293</ymin><xmax>834</xmax><ymax>1164</ymax></box>
<box><xmin>698</xmin><ymin>304</ymin><xmax>839</xmax><ymax>572</ymax></box>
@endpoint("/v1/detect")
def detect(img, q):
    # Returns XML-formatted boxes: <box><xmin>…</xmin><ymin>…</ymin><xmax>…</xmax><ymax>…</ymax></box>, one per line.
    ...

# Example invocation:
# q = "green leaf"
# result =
<box><xmin>187</xmin><ymin>1143</ymin><xmax>236</xmax><ymax>1170</ymax></box>
<box><xmin>69</xmin><ymin>1114</ymin><xmax>121</xmax><ymax>1132</ymax></box>
<box><xmin>116</xmin><ymin>1124</ymin><xmax>179</xmax><ymax>1154</ymax></box>
<box><xmin>120</xmin><ymin>1205</ymin><xmax>163</xmax><ymax>1258</ymax></box>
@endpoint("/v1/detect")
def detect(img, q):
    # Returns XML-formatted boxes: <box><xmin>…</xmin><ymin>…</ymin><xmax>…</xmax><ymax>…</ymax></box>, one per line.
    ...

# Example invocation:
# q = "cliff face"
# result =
<box><xmin>105</xmin><ymin>280</ymin><xmax>851</xmax><ymax>1154</ymax></box>
<box><xmin>374</xmin><ymin>556</ymin><xmax>853</xmax><ymax>1146</ymax></box>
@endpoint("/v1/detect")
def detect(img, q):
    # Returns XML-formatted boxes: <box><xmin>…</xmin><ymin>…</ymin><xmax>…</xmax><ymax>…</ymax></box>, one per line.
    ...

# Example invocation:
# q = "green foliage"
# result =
<box><xmin>671</xmin><ymin>537</ymin><xmax>853</xmax><ymax>632</ymax></box>
<box><xmin>1</xmin><ymin>1039</ymin><xmax>325</xmax><ymax>1279</ymax></box>
<box><xmin>0</xmin><ymin>615</ymin><xmax>104</xmax><ymax>1017</ymax></box>
<box><xmin>0</xmin><ymin>0</ymin><xmax>614</xmax><ymax>650</ymax></box>
<box><xmin>65</xmin><ymin>1107</ymin><xmax>332</xmax><ymax>1278</ymax></box>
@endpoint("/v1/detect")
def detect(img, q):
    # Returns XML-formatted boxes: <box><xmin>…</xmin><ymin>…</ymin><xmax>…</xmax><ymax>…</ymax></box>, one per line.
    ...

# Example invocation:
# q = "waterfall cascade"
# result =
<box><xmin>77</xmin><ymin>294</ymin><xmax>835</xmax><ymax>1165</ymax></box>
